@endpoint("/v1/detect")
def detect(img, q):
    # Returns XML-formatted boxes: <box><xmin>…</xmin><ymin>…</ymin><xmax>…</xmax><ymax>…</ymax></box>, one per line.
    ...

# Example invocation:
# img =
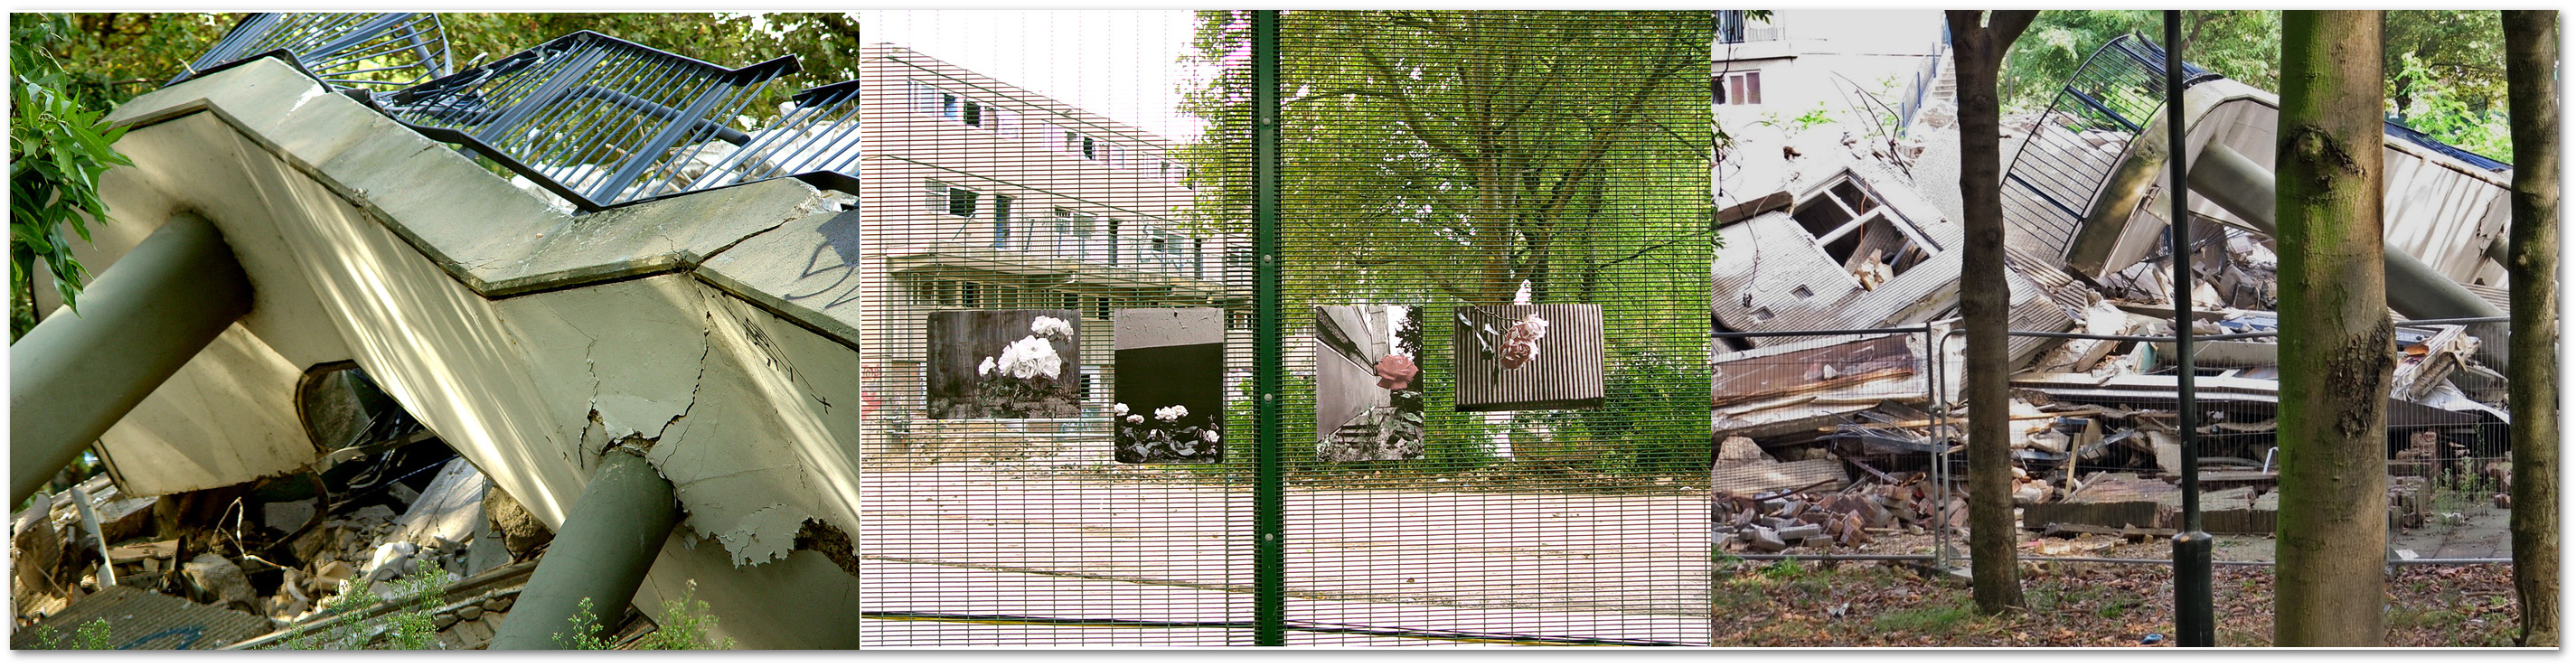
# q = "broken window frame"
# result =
<box><xmin>1789</xmin><ymin>174</ymin><xmax>1940</xmax><ymax>285</ymax></box>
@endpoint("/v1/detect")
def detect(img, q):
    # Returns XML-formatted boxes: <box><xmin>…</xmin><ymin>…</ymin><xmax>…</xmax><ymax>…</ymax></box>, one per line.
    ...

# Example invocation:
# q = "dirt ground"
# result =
<box><xmin>1708</xmin><ymin>492</ymin><xmax>2533</xmax><ymax>647</ymax></box>
<box><xmin>1708</xmin><ymin>557</ymin><xmax>2527</xmax><ymax>647</ymax></box>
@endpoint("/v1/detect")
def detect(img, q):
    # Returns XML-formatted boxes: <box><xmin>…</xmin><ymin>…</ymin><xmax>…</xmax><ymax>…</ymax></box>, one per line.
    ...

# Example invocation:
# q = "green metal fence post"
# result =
<box><xmin>1249</xmin><ymin>8</ymin><xmax>1286</xmax><ymax>648</ymax></box>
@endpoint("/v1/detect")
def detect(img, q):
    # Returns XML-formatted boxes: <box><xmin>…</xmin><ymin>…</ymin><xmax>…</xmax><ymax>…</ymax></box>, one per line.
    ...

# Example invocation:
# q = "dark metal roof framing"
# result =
<box><xmin>172</xmin><ymin>13</ymin><xmax>451</xmax><ymax>90</ymax></box>
<box><xmin>363</xmin><ymin>31</ymin><xmax>803</xmax><ymax>211</ymax></box>
<box><xmin>1999</xmin><ymin>33</ymin><xmax>2216</xmax><ymax>258</ymax></box>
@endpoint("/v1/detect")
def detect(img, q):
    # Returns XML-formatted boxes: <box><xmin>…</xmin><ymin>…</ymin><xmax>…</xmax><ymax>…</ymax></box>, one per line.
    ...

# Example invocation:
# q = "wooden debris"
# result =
<box><xmin>1711</xmin><ymin>459</ymin><xmax>1848</xmax><ymax>496</ymax></box>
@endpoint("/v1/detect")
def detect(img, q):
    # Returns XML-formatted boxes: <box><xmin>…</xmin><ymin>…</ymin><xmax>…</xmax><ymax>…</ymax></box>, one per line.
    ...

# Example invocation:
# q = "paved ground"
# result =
<box><xmin>858</xmin><ymin>468</ymin><xmax>1708</xmax><ymax>646</ymax></box>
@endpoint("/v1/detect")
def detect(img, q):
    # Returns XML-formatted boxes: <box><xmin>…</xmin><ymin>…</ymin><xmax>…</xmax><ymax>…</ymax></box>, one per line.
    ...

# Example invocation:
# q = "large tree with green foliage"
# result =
<box><xmin>2272</xmin><ymin>9</ymin><xmax>2391</xmax><ymax>647</ymax></box>
<box><xmin>1947</xmin><ymin>8</ymin><xmax>2039</xmax><ymax>617</ymax></box>
<box><xmin>1180</xmin><ymin>10</ymin><xmax>1713</xmax><ymax>479</ymax></box>
<box><xmin>1182</xmin><ymin>10</ymin><xmax>1708</xmax><ymax>305</ymax></box>
<box><xmin>2501</xmin><ymin>7</ymin><xmax>2558</xmax><ymax>649</ymax></box>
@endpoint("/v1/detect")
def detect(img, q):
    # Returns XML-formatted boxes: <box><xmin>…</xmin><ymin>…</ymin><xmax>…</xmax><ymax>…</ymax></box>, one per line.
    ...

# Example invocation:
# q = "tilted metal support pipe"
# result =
<box><xmin>2185</xmin><ymin>142</ymin><xmax>2510</xmax><ymax>365</ymax></box>
<box><xmin>11</xmin><ymin>211</ymin><xmax>253</xmax><ymax>506</ymax></box>
<box><xmin>489</xmin><ymin>447</ymin><xmax>681</xmax><ymax>650</ymax></box>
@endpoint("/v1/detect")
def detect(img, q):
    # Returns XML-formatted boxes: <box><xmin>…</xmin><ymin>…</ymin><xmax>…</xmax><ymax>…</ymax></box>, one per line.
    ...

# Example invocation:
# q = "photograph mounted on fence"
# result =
<box><xmin>1114</xmin><ymin>307</ymin><xmax>1227</xmax><ymax>464</ymax></box>
<box><xmin>926</xmin><ymin>309</ymin><xmax>1082</xmax><ymax>419</ymax></box>
<box><xmin>1452</xmin><ymin>304</ymin><xmax>1605</xmax><ymax>411</ymax></box>
<box><xmin>1313</xmin><ymin>305</ymin><xmax>1424</xmax><ymax>462</ymax></box>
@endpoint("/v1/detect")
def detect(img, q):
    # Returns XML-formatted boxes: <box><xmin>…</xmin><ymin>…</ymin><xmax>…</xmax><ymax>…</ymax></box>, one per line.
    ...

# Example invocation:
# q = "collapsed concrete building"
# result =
<box><xmin>1707</xmin><ymin>34</ymin><xmax>2516</xmax><ymax>552</ymax></box>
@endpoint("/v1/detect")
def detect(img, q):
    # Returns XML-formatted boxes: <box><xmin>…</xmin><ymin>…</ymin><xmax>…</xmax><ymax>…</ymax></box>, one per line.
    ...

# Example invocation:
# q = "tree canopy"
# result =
<box><xmin>24</xmin><ymin>13</ymin><xmax>867</xmax><ymax>121</ymax></box>
<box><xmin>1181</xmin><ymin>9</ymin><xmax>1711</xmax><ymax>305</ymax></box>
<box><xmin>1999</xmin><ymin>10</ymin><xmax>2507</xmax><ymax>160</ymax></box>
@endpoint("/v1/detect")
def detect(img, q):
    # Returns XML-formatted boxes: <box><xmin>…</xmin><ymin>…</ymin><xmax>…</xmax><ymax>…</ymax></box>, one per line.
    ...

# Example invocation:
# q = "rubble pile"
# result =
<box><xmin>10</xmin><ymin>444</ymin><xmax>553</xmax><ymax>649</ymax></box>
<box><xmin>1712</xmin><ymin>78</ymin><xmax>2518</xmax><ymax>548</ymax></box>
<box><xmin>1711</xmin><ymin>475</ymin><xmax>1965</xmax><ymax>554</ymax></box>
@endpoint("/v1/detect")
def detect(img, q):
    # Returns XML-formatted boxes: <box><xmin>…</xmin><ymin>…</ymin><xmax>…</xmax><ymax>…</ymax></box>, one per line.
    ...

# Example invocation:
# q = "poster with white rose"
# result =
<box><xmin>1314</xmin><ymin>305</ymin><xmax>1424</xmax><ymax>462</ymax></box>
<box><xmin>926</xmin><ymin>310</ymin><xmax>1082</xmax><ymax>419</ymax></box>
<box><xmin>1113</xmin><ymin>307</ymin><xmax>1226</xmax><ymax>464</ymax></box>
<box><xmin>1452</xmin><ymin>304</ymin><xmax>1604</xmax><ymax>411</ymax></box>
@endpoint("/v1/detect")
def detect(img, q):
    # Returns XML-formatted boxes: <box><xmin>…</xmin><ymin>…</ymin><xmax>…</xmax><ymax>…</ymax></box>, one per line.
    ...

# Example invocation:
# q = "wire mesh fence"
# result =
<box><xmin>129</xmin><ymin>8</ymin><xmax>2534</xmax><ymax>649</ymax></box>
<box><xmin>846</xmin><ymin>11</ymin><xmax>1252</xmax><ymax>645</ymax></box>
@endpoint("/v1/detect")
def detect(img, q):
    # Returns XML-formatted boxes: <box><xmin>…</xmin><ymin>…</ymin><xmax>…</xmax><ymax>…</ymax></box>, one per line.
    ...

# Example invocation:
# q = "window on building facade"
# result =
<box><xmin>910</xmin><ymin>80</ymin><xmax>999</xmax><ymax>130</ymax></box>
<box><xmin>926</xmin><ymin>180</ymin><xmax>980</xmax><ymax>218</ymax></box>
<box><xmin>992</xmin><ymin>195</ymin><xmax>1014</xmax><ymax>248</ymax></box>
<box><xmin>1105</xmin><ymin>219</ymin><xmax>1123</xmax><ymax>265</ymax></box>
<box><xmin>1715</xmin><ymin>70</ymin><xmax>1762</xmax><ymax>106</ymax></box>
<box><xmin>1054</xmin><ymin>208</ymin><xmax>1097</xmax><ymax>261</ymax></box>
<box><xmin>1716</xmin><ymin>10</ymin><xmax>1748</xmax><ymax>43</ymax></box>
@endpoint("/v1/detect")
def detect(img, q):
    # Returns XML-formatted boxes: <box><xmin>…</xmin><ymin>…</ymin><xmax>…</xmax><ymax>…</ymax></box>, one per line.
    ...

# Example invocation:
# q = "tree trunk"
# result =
<box><xmin>2503</xmin><ymin>8</ymin><xmax>2560</xmax><ymax>649</ymax></box>
<box><xmin>1945</xmin><ymin>9</ymin><xmax>2037</xmax><ymax>616</ymax></box>
<box><xmin>2272</xmin><ymin>9</ymin><xmax>2391</xmax><ymax>647</ymax></box>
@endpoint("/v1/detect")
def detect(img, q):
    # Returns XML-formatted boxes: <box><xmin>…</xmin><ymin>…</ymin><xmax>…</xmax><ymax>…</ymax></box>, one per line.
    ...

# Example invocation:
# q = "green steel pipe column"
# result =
<box><xmin>1248</xmin><ymin>8</ymin><xmax>1286</xmax><ymax>648</ymax></box>
<box><xmin>489</xmin><ymin>447</ymin><xmax>681</xmax><ymax>650</ymax></box>
<box><xmin>2185</xmin><ymin>141</ymin><xmax>2510</xmax><ymax>360</ymax></box>
<box><xmin>11</xmin><ymin>211</ymin><xmax>252</xmax><ymax>506</ymax></box>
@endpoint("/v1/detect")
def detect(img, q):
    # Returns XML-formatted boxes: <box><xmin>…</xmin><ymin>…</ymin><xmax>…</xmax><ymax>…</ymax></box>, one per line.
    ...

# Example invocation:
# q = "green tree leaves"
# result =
<box><xmin>11</xmin><ymin>14</ymin><xmax>136</xmax><ymax>340</ymax></box>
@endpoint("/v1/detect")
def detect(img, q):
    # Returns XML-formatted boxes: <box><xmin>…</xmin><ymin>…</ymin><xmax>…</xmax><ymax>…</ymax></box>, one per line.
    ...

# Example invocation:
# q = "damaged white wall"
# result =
<box><xmin>82</xmin><ymin>58</ymin><xmax>870</xmax><ymax>647</ymax></box>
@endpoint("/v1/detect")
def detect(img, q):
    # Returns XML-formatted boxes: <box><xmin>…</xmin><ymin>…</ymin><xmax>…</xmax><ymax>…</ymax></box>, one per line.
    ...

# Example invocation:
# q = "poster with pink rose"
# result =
<box><xmin>1313</xmin><ymin>305</ymin><xmax>1424</xmax><ymax>462</ymax></box>
<box><xmin>1452</xmin><ymin>304</ymin><xmax>1605</xmax><ymax>411</ymax></box>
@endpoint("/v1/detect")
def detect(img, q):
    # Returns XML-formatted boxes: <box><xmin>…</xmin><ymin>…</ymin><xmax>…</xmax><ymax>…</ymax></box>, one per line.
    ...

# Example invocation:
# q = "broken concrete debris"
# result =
<box><xmin>6</xmin><ymin>446</ymin><xmax>684</xmax><ymax>649</ymax></box>
<box><xmin>1711</xmin><ymin>71</ymin><xmax>2515</xmax><ymax>555</ymax></box>
<box><xmin>1711</xmin><ymin>475</ymin><xmax>1963</xmax><ymax>554</ymax></box>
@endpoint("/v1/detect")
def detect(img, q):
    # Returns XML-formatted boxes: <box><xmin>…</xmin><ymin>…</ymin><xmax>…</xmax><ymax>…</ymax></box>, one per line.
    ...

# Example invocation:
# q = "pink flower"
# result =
<box><xmin>1374</xmin><ymin>354</ymin><xmax>1418</xmax><ymax>390</ymax></box>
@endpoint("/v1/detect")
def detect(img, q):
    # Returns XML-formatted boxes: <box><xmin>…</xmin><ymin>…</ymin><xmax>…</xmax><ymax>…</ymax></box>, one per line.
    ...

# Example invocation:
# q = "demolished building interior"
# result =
<box><xmin>1709</xmin><ymin>34</ymin><xmax>2517</xmax><ymax>556</ymax></box>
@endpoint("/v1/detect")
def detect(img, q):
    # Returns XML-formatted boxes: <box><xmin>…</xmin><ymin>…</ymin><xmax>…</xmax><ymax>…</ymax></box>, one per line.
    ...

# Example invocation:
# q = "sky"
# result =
<box><xmin>855</xmin><ymin>10</ymin><xmax>1212</xmax><ymax>144</ymax></box>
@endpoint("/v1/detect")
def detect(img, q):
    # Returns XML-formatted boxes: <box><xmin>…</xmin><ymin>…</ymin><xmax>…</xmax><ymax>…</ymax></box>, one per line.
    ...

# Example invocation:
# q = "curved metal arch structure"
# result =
<box><xmin>366</xmin><ymin>31</ymin><xmax>801</xmax><ymax>211</ymax></box>
<box><xmin>172</xmin><ymin>13</ymin><xmax>452</xmax><ymax>90</ymax></box>
<box><xmin>1998</xmin><ymin>33</ymin><xmax>2218</xmax><ymax>258</ymax></box>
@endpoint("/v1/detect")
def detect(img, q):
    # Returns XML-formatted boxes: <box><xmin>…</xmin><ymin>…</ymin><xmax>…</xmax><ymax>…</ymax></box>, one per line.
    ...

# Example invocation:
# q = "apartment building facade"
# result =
<box><xmin>850</xmin><ymin>43</ymin><xmax>1245</xmax><ymax>456</ymax></box>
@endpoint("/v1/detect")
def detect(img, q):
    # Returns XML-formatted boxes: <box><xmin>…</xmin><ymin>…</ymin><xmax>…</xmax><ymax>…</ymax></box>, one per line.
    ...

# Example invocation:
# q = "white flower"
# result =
<box><xmin>1126</xmin><ymin>414</ymin><xmax>1145</xmax><ymax>424</ymax></box>
<box><xmin>1201</xmin><ymin>430</ymin><xmax>1220</xmax><ymax>444</ymax></box>
<box><xmin>992</xmin><ymin>335</ymin><xmax>1063</xmax><ymax>380</ymax></box>
<box><xmin>978</xmin><ymin>357</ymin><xmax>998</xmax><ymax>376</ymax></box>
<box><xmin>1512</xmin><ymin>279</ymin><xmax>1534</xmax><ymax>305</ymax></box>
<box><xmin>1030</xmin><ymin>315</ymin><xmax>1076</xmax><ymax>339</ymax></box>
<box><xmin>1155</xmin><ymin>405</ymin><xmax>1189</xmax><ymax>422</ymax></box>
<box><xmin>1114</xmin><ymin>403</ymin><xmax>1131</xmax><ymax>415</ymax></box>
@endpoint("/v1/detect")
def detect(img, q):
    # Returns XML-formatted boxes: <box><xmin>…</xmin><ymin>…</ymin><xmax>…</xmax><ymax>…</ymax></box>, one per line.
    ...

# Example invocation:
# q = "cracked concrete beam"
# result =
<box><xmin>87</xmin><ymin>55</ymin><xmax>870</xmax><ymax>646</ymax></box>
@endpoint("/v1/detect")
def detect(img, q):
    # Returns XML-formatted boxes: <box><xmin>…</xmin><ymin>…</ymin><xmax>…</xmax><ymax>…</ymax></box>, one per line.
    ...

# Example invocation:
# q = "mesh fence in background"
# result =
<box><xmin>1256</xmin><ymin>10</ymin><xmax>1715</xmax><ymax>646</ymax></box>
<box><xmin>851</xmin><ymin>10</ymin><xmax>1253</xmax><ymax>645</ymax></box>
<box><xmin>853</xmin><ymin>9</ymin><xmax>1715</xmax><ymax>646</ymax></box>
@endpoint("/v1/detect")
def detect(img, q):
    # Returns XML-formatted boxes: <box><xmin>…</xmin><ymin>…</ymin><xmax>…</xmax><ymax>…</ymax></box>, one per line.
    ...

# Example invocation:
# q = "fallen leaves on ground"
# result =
<box><xmin>1707</xmin><ymin>559</ymin><xmax>2528</xmax><ymax>647</ymax></box>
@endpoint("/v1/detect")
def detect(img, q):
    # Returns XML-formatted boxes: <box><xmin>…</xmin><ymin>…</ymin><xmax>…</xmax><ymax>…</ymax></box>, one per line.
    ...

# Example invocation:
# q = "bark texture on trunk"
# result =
<box><xmin>2271</xmin><ymin>9</ymin><xmax>2391</xmax><ymax>647</ymax></box>
<box><xmin>1945</xmin><ymin>9</ymin><xmax>2037</xmax><ymax>616</ymax></box>
<box><xmin>2503</xmin><ymin>8</ymin><xmax>2560</xmax><ymax>649</ymax></box>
